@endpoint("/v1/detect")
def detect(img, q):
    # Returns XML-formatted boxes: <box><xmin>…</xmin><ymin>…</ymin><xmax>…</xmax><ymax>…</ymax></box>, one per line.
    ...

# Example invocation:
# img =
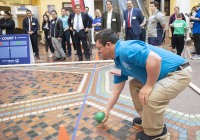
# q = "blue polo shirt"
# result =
<box><xmin>59</xmin><ymin>15</ymin><xmax>69</xmax><ymax>29</ymax></box>
<box><xmin>114</xmin><ymin>40</ymin><xmax>186</xmax><ymax>84</ymax></box>
<box><xmin>92</xmin><ymin>17</ymin><xmax>102</xmax><ymax>31</ymax></box>
<box><xmin>193</xmin><ymin>9</ymin><xmax>200</xmax><ymax>34</ymax></box>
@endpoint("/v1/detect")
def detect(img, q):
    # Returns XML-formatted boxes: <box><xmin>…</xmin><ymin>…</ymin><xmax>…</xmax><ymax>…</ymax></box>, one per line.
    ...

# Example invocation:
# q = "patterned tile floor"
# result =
<box><xmin>0</xmin><ymin>62</ymin><xmax>200</xmax><ymax>140</ymax></box>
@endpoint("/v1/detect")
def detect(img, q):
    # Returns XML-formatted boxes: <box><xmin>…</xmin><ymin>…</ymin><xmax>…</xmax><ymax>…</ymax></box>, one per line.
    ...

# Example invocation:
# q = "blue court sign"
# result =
<box><xmin>0</xmin><ymin>34</ymin><xmax>34</xmax><ymax>65</ymax></box>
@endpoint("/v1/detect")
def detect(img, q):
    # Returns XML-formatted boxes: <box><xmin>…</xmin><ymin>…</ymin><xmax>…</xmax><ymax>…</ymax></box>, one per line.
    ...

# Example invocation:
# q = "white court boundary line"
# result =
<box><xmin>1</xmin><ymin>100</ymin><xmax>200</xmax><ymax>122</ymax></box>
<box><xmin>189</xmin><ymin>82</ymin><xmax>200</xmax><ymax>95</ymax></box>
<box><xmin>0</xmin><ymin>60</ymin><xmax>114</xmax><ymax>68</ymax></box>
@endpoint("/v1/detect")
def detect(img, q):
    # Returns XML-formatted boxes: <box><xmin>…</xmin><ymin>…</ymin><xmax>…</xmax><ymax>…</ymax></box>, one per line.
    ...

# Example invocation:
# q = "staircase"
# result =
<box><xmin>132</xmin><ymin>0</ymin><xmax>139</xmax><ymax>8</ymax></box>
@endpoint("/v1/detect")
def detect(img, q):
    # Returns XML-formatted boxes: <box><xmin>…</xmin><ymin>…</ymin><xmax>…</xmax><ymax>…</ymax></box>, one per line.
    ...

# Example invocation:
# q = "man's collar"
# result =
<box><xmin>152</xmin><ymin>9</ymin><xmax>159</xmax><ymax>15</ymax></box>
<box><xmin>108</xmin><ymin>9</ymin><xmax>113</xmax><ymax>13</ymax></box>
<box><xmin>128</xmin><ymin>8</ymin><xmax>133</xmax><ymax>12</ymax></box>
<box><xmin>76</xmin><ymin>13</ymin><xmax>81</xmax><ymax>15</ymax></box>
<box><xmin>114</xmin><ymin>40</ymin><xmax>120</xmax><ymax>58</ymax></box>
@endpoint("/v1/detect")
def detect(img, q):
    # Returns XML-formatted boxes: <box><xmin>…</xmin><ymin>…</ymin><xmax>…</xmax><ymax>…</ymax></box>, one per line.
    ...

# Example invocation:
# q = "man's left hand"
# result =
<box><xmin>139</xmin><ymin>85</ymin><xmax>153</xmax><ymax>105</ymax></box>
<box><xmin>190</xmin><ymin>16</ymin><xmax>194</xmax><ymax>20</ymax></box>
<box><xmin>85</xmin><ymin>28</ymin><xmax>89</xmax><ymax>32</ymax></box>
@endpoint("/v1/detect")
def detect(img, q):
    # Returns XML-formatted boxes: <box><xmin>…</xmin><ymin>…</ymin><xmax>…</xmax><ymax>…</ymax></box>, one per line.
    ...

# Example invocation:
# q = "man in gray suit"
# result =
<box><xmin>102</xmin><ymin>0</ymin><xmax>121</xmax><ymax>36</ymax></box>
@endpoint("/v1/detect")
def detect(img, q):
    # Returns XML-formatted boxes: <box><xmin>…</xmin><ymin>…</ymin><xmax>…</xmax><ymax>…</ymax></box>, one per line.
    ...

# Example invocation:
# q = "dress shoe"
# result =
<box><xmin>78</xmin><ymin>58</ymin><xmax>83</xmax><ymax>61</ymax></box>
<box><xmin>35</xmin><ymin>55</ymin><xmax>40</xmax><ymax>60</ymax></box>
<box><xmin>60</xmin><ymin>57</ymin><xmax>66</xmax><ymax>61</ymax></box>
<box><xmin>67</xmin><ymin>54</ymin><xmax>71</xmax><ymax>58</ymax></box>
<box><xmin>53</xmin><ymin>57</ymin><xmax>61</xmax><ymax>61</ymax></box>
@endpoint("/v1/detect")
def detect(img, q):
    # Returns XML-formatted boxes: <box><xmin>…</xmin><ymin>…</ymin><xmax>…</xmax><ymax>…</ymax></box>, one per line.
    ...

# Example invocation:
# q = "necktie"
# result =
<box><xmin>29</xmin><ymin>17</ymin><xmax>32</xmax><ymax>31</ymax></box>
<box><xmin>128</xmin><ymin>12</ymin><xmax>131</xmax><ymax>28</ymax></box>
<box><xmin>76</xmin><ymin>14</ymin><xmax>79</xmax><ymax>32</ymax></box>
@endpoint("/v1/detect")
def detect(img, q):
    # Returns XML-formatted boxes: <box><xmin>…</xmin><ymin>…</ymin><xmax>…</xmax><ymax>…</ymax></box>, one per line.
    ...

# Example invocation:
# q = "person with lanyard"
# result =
<box><xmin>60</xmin><ymin>8</ymin><xmax>71</xmax><ymax>57</ymax></box>
<box><xmin>189</xmin><ymin>3</ymin><xmax>200</xmax><ymax>60</ymax></box>
<box><xmin>92</xmin><ymin>9</ymin><xmax>102</xmax><ymax>37</ymax></box>
<box><xmin>68</xmin><ymin>4</ymin><xmax>92</xmax><ymax>61</ymax></box>
<box><xmin>147</xmin><ymin>1</ymin><xmax>165</xmax><ymax>47</ymax></box>
<box><xmin>94</xmin><ymin>29</ymin><xmax>192</xmax><ymax>140</ymax></box>
<box><xmin>42</xmin><ymin>14</ymin><xmax>54</xmax><ymax>57</ymax></box>
<box><xmin>23</xmin><ymin>9</ymin><xmax>40</xmax><ymax>59</ymax></box>
<box><xmin>124</xmin><ymin>0</ymin><xmax>144</xmax><ymax>40</ymax></box>
<box><xmin>101</xmin><ymin>0</ymin><xmax>121</xmax><ymax>36</ymax></box>
<box><xmin>0</xmin><ymin>11</ymin><xmax>15</xmax><ymax>35</ymax></box>
<box><xmin>49</xmin><ymin>10</ymin><xmax>66</xmax><ymax>61</ymax></box>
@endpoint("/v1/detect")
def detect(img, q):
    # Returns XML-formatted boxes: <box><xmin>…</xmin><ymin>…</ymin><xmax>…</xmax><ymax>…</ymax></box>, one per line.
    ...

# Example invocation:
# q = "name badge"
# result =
<box><xmin>2</xmin><ymin>29</ymin><xmax>6</xmax><ymax>35</ymax></box>
<box><xmin>32</xmin><ymin>23</ymin><xmax>36</xmax><ymax>25</ymax></box>
<box><xmin>132</xmin><ymin>16</ymin><xmax>136</xmax><ymax>19</ymax></box>
<box><xmin>110</xmin><ymin>68</ymin><xmax>121</xmax><ymax>76</ymax></box>
<box><xmin>112</xmin><ymin>19</ymin><xmax>116</xmax><ymax>21</ymax></box>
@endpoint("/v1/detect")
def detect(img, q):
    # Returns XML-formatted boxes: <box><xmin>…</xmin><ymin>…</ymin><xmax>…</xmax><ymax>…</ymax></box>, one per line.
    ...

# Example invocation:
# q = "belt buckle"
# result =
<box><xmin>179</xmin><ymin>66</ymin><xmax>183</xmax><ymax>70</ymax></box>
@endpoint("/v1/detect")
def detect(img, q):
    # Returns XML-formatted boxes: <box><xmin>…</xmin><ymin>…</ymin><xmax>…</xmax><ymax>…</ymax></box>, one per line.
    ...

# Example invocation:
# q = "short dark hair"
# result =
<box><xmin>174</xmin><ymin>6</ymin><xmax>180</xmax><ymax>10</ymax></box>
<box><xmin>51</xmin><ymin>10</ymin><xmax>57</xmax><ymax>14</ymax></box>
<box><xmin>85</xmin><ymin>6</ymin><xmax>89</xmax><ymax>10</ymax></box>
<box><xmin>177</xmin><ymin>13</ymin><xmax>182</xmax><ymax>18</ymax></box>
<box><xmin>150</xmin><ymin>1</ymin><xmax>159</xmax><ymax>8</ymax></box>
<box><xmin>61</xmin><ymin>8</ymin><xmax>66</xmax><ymax>11</ymax></box>
<box><xmin>106</xmin><ymin>0</ymin><xmax>112</xmax><ymax>5</ymax></box>
<box><xmin>95</xmin><ymin>29</ymin><xmax>119</xmax><ymax>46</ymax></box>
<box><xmin>127</xmin><ymin>0</ymin><xmax>132</xmax><ymax>3</ymax></box>
<box><xmin>4</xmin><ymin>11</ymin><xmax>11</xmax><ymax>16</ymax></box>
<box><xmin>75</xmin><ymin>4</ymin><xmax>81</xmax><ymax>8</ymax></box>
<box><xmin>26</xmin><ymin>9</ymin><xmax>32</xmax><ymax>13</ymax></box>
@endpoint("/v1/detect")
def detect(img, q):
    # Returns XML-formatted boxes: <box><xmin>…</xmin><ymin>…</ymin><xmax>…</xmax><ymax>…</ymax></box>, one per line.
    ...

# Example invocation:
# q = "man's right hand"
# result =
<box><xmin>102</xmin><ymin>111</ymin><xmax>109</xmax><ymax>123</ymax></box>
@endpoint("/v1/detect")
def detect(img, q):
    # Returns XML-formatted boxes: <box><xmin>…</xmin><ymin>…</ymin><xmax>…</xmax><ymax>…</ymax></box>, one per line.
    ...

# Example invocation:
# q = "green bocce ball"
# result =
<box><xmin>95</xmin><ymin>112</ymin><xmax>105</xmax><ymax>123</ymax></box>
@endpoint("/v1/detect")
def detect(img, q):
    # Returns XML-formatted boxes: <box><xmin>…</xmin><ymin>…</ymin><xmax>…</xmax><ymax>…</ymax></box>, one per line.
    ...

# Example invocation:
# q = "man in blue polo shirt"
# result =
<box><xmin>190</xmin><ymin>3</ymin><xmax>200</xmax><ymax>60</ymax></box>
<box><xmin>94</xmin><ymin>29</ymin><xmax>192</xmax><ymax>140</ymax></box>
<box><xmin>60</xmin><ymin>8</ymin><xmax>71</xmax><ymax>57</ymax></box>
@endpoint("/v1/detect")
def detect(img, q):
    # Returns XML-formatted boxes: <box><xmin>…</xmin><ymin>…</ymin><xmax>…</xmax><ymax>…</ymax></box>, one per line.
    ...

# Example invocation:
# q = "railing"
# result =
<box><xmin>136</xmin><ymin>0</ymin><xmax>149</xmax><ymax>17</ymax></box>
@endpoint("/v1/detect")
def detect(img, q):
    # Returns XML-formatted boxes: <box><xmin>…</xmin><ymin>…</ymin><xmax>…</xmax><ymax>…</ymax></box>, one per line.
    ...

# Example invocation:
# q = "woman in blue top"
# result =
<box><xmin>92</xmin><ymin>9</ymin><xmax>102</xmax><ymax>37</ymax></box>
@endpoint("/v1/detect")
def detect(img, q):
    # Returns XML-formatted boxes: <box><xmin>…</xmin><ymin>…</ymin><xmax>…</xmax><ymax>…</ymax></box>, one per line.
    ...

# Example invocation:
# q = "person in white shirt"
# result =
<box><xmin>101</xmin><ymin>0</ymin><xmax>121</xmax><ymax>36</ymax></box>
<box><xmin>68</xmin><ymin>4</ymin><xmax>92</xmax><ymax>61</ymax></box>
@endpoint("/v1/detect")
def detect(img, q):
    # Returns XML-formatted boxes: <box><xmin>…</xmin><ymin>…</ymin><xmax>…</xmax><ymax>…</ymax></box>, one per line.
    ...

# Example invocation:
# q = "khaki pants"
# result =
<box><xmin>52</xmin><ymin>37</ymin><xmax>65</xmax><ymax>58</ymax></box>
<box><xmin>129</xmin><ymin>66</ymin><xmax>192</xmax><ymax>136</ymax></box>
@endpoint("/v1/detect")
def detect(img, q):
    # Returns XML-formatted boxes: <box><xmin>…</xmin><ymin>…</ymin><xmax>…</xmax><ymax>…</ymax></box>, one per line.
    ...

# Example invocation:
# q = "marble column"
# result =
<box><xmin>160</xmin><ymin>0</ymin><xmax>164</xmax><ymax>13</ymax></box>
<box><xmin>84</xmin><ymin>0</ymin><xmax>95</xmax><ymax>44</ymax></box>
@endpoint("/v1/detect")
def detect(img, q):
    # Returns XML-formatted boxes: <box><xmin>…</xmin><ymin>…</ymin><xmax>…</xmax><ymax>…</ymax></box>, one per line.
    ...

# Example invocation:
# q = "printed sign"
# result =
<box><xmin>0</xmin><ymin>34</ymin><xmax>34</xmax><ymax>65</ymax></box>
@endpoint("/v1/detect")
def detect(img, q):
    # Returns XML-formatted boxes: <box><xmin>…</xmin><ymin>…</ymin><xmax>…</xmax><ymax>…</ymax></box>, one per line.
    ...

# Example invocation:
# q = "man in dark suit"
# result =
<box><xmin>68</xmin><ymin>4</ymin><xmax>92</xmax><ymax>61</ymax></box>
<box><xmin>124</xmin><ymin>0</ymin><xmax>144</xmax><ymax>40</ymax></box>
<box><xmin>102</xmin><ymin>0</ymin><xmax>121</xmax><ymax>36</ymax></box>
<box><xmin>0</xmin><ymin>11</ymin><xmax>15</xmax><ymax>35</ymax></box>
<box><xmin>23</xmin><ymin>9</ymin><xmax>40</xmax><ymax>59</ymax></box>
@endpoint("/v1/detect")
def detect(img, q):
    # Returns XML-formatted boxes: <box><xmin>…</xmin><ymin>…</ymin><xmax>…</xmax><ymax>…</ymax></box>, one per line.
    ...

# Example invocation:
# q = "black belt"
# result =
<box><xmin>74</xmin><ymin>29</ymin><xmax>84</xmax><ymax>32</ymax></box>
<box><xmin>127</xmin><ymin>27</ymin><xmax>132</xmax><ymax>29</ymax></box>
<box><xmin>177</xmin><ymin>62</ymin><xmax>190</xmax><ymax>71</ymax></box>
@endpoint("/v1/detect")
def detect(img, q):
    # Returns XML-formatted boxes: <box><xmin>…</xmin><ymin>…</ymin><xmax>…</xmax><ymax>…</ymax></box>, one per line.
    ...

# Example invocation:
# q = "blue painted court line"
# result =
<box><xmin>72</xmin><ymin>63</ymin><xmax>97</xmax><ymax>140</ymax></box>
